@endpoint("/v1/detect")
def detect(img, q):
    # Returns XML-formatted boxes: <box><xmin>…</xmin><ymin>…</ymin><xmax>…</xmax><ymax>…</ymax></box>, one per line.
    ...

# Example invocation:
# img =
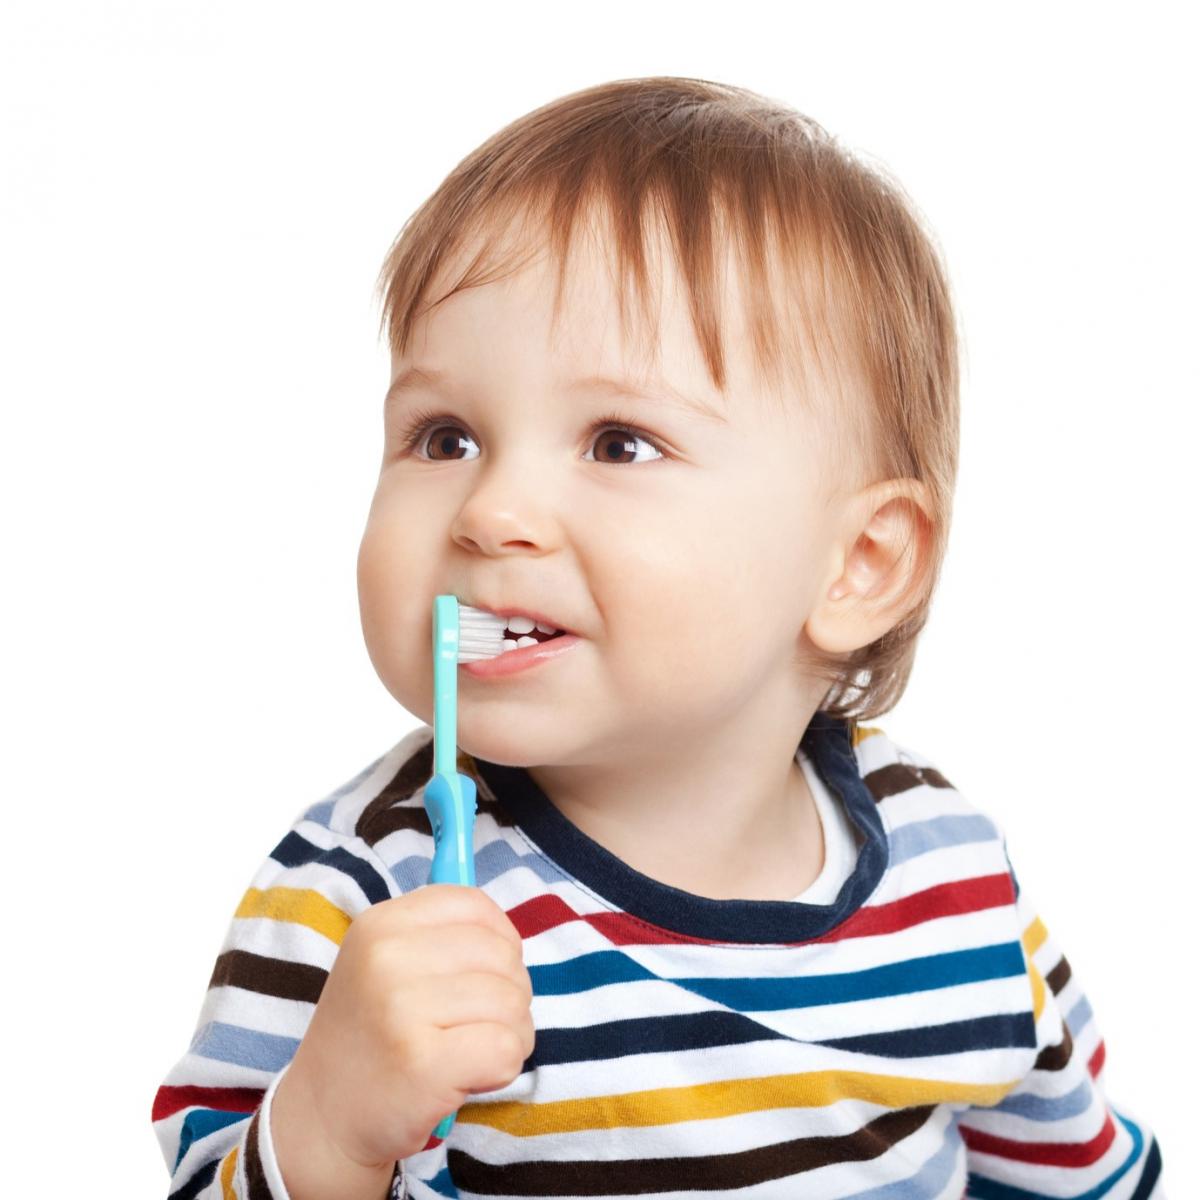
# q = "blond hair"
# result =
<box><xmin>375</xmin><ymin>76</ymin><xmax>960</xmax><ymax>721</ymax></box>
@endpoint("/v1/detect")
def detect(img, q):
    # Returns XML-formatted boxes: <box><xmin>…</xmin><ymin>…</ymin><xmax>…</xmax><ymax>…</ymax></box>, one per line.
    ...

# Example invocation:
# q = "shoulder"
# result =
<box><xmin>291</xmin><ymin>723</ymin><xmax>436</xmax><ymax>846</ymax></box>
<box><xmin>850</xmin><ymin>722</ymin><xmax>1019</xmax><ymax>899</ymax></box>
<box><xmin>852</xmin><ymin>722</ymin><xmax>1007</xmax><ymax>839</ymax></box>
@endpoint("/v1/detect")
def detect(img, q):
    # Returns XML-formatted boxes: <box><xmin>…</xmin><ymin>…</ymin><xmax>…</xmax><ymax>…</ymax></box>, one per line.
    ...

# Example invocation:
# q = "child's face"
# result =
<box><xmin>358</xmin><ymin>221</ymin><xmax>858</xmax><ymax>769</ymax></box>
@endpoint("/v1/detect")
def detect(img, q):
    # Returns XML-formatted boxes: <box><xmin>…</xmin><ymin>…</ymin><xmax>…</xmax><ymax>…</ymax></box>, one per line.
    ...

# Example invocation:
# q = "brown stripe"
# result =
<box><xmin>918</xmin><ymin>766</ymin><xmax>953</xmax><ymax>789</ymax></box>
<box><xmin>356</xmin><ymin>738</ymin><xmax>517</xmax><ymax>846</ymax></box>
<box><xmin>1035</xmin><ymin>1021</ymin><xmax>1073</xmax><ymax>1072</ymax></box>
<box><xmin>1031</xmin><ymin>952</ymin><xmax>1075</xmax><ymax>1072</ymax></box>
<box><xmin>208</xmin><ymin>949</ymin><xmax>327</xmax><ymax>1005</ymax></box>
<box><xmin>449</xmin><ymin>1105</ymin><xmax>935</xmax><ymax>1195</ymax></box>
<box><xmin>1046</xmin><ymin>954</ymin><xmax>1072</xmax><ymax>996</ymax></box>
<box><xmin>243</xmin><ymin>1108</ymin><xmax>273</xmax><ymax>1200</ymax></box>
<box><xmin>863</xmin><ymin>762</ymin><xmax>955</xmax><ymax>802</ymax></box>
<box><xmin>356</xmin><ymin>739</ymin><xmax>434</xmax><ymax>844</ymax></box>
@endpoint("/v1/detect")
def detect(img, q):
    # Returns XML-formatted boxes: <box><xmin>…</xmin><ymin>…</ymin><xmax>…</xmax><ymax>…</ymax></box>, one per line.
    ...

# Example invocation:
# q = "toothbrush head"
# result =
<box><xmin>456</xmin><ymin>603</ymin><xmax>508</xmax><ymax>662</ymax></box>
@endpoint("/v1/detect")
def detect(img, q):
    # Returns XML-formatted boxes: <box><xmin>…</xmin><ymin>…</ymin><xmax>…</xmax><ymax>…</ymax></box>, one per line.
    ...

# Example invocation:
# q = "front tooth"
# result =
<box><xmin>500</xmin><ymin>638</ymin><xmax>518</xmax><ymax>653</ymax></box>
<box><xmin>516</xmin><ymin>636</ymin><xmax>538</xmax><ymax>648</ymax></box>
<box><xmin>508</xmin><ymin>615</ymin><xmax>535</xmax><ymax>635</ymax></box>
<box><xmin>535</xmin><ymin>620</ymin><xmax>558</xmax><ymax>634</ymax></box>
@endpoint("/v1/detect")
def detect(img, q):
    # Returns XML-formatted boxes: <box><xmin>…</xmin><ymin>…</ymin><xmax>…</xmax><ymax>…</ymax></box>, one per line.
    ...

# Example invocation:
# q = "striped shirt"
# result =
<box><xmin>152</xmin><ymin>712</ymin><xmax>1166</xmax><ymax>1198</ymax></box>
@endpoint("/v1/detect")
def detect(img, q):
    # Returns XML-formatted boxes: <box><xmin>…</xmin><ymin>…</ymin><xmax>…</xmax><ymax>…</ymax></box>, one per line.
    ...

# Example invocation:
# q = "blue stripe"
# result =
<box><xmin>475</xmin><ymin>836</ymin><xmax>564</xmax><ymax>887</ymax></box>
<box><xmin>527</xmin><ymin>1009</ymin><xmax>788</xmax><ymax>1068</ymax></box>
<box><xmin>529</xmin><ymin>949</ymin><xmax>657</xmax><ymax>995</ymax></box>
<box><xmin>189</xmin><ymin>1020</ymin><xmax>299</xmax><ymax>1073</ymax></box>
<box><xmin>387</xmin><ymin>843</ymin><xmax>434</xmax><ymax>892</ymax></box>
<box><xmin>301</xmin><ymin>753</ymin><xmax>389</xmax><ymax>830</ymax></box>
<box><xmin>390</xmin><ymin>832</ymin><xmax>598</xmax><ymax>897</ymax></box>
<box><xmin>824</xmin><ymin>1010</ymin><xmax>1036</xmax><ymax>1057</ymax></box>
<box><xmin>173</xmin><ymin>1108</ymin><xmax>247</xmax><ymax>1169</ymax></box>
<box><xmin>1131</xmin><ymin>1137</ymin><xmax>1163</xmax><ymax>1200</ymax></box>
<box><xmin>685</xmin><ymin>942</ymin><xmax>1027</xmax><ymax>1010</ymax></box>
<box><xmin>270</xmin><ymin>830</ymin><xmax>391</xmax><ymax>904</ymax></box>
<box><xmin>423</xmin><ymin>1163</ymin><xmax>461</xmax><ymax>1197</ymax></box>
<box><xmin>528</xmin><ymin>942</ymin><xmax>1026</xmax><ymax>1010</ymax></box>
<box><xmin>528</xmin><ymin>1007</ymin><xmax>1039</xmax><ymax>1072</ymax></box>
<box><xmin>994</xmin><ymin>1077</ymin><xmax>1093</xmax><ymax>1122</ymax></box>
<box><xmin>1065</xmin><ymin>992</ymin><xmax>1095</xmax><ymax>1039</ymax></box>
<box><xmin>889</xmin><ymin>813</ymin><xmax>1000</xmax><ymax>865</ymax></box>
<box><xmin>303</xmin><ymin>799</ymin><xmax>335</xmax><ymax>827</ymax></box>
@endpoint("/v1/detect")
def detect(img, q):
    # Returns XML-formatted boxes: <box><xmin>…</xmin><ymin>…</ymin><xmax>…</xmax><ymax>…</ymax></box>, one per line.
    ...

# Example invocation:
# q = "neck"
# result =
<box><xmin>524</xmin><ymin>683</ymin><xmax>829</xmax><ymax>902</ymax></box>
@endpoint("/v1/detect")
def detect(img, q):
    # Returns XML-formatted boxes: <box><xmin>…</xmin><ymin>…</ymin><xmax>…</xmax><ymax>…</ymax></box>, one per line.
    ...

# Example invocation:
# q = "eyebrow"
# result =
<box><xmin>384</xmin><ymin>365</ymin><xmax>727</xmax><ymax>424</ymax></box>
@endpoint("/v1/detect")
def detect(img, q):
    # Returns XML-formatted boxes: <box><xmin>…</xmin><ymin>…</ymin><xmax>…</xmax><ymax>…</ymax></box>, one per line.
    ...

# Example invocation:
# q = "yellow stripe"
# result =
<box><xmin>852</xmin><ymin>724</ymin><xmax>884</xmax><ymax>746</ymax></box>
<box><xmin>460</xmin><ymin>1068</ymin><xmax>1017</xmax><ymax>1137</ymax></box>
<box><xmin>235</xmin><ymin>887</ymin><xmax>353</xmax><ymax>945</ymax></box>
<box><xmin>219</xmin><ymin>1145</ymin><xmax>238</xmax><ymax>1199</ymax></box>
<box><xmin>1022</xmin><ymin>915</ymin><xmax>1049</xmax><ymax>1021</ymax></box>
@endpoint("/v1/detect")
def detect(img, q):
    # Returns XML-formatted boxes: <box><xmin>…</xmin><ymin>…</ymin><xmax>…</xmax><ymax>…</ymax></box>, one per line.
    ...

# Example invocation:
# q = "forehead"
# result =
<box><xmin>413</xmin><ymin>205</ymin><xmax>773</xmax><ymax>399</ymax></box>
<box><xmin>402</xmin><ymin>199</ymin><xmax>865</xmax><ymax>456</ymax></box>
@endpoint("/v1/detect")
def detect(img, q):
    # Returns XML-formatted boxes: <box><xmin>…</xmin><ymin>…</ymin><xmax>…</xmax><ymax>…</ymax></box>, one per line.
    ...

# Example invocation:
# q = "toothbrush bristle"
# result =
<box><xmin>456</xmin><ymin>603</ymin><xmax>507</xmax><ymax>662</ymax></box>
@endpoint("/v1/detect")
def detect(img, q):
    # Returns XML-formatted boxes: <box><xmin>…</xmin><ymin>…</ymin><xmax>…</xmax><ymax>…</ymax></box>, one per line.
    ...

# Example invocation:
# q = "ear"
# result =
<box><xmin>806</xmin><ymin>479</ymin><xmax>935</xmax><ymax>656</ymax></box>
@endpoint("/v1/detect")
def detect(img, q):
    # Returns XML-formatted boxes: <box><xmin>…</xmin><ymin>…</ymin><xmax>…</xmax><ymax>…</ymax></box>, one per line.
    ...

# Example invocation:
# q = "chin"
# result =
<box><xmin>461</xmin><ymin>736</ymin><xmax>541</xmax><ymax>769</ymax></box>
<box><xmin>456</xmin><ymin>720</ymin><xmax>557</xmax><ymax>770</ymax></box>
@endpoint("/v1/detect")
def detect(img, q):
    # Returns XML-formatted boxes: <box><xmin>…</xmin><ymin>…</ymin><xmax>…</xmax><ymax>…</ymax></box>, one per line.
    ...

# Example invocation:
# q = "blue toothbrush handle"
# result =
<box><xmin>423</xmin><ymin>769</ymin><xmax>478</xmax><ymax>1139</ymax></box>
<box><xmin>425</xmin><ymin>770</ymin><xmax>478</xmax><ymax>887</ymax></box>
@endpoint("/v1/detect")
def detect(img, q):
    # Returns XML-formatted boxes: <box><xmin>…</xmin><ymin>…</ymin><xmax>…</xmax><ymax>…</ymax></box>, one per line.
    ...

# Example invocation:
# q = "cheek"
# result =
<box><xmin>597</xmin><ymin>515</ymin><xmax>754</xmax><ymax>650</ymax></box>
<box><xmin>592</xmin><ymin>494</ymin><xmax>817</xmax><ymax>679</ymax></box>
<box><xmin>356</xmin><ymin>515</ymin><xmax>430</xmax><ymax>705</ymax></box>
<box><xmin>356</xmin><ymin>520</ymin><xmax>400</xmax><ymax>629</ymax></box>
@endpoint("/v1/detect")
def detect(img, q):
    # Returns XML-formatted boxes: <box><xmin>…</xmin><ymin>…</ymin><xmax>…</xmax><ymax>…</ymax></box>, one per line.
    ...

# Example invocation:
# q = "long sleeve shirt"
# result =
<box><xmin>152</xmin><ymin>711</ymin><xmax>1166</xmax><ymax>1198</ymax></box>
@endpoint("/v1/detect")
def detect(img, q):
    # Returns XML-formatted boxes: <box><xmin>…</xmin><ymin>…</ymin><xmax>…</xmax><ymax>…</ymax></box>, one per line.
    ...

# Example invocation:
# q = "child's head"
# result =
<box><xmin>357</xmin><ymin>77</ymin><xmax>959</xmax><ymax>767</ymax></box>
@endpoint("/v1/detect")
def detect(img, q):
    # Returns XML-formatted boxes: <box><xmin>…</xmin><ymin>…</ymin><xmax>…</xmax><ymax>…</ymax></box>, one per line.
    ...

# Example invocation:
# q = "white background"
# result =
<box><xmin>2</xmin><ymin>1</ymin><xmax>1193</xmax><ymax>1191</ymax></box>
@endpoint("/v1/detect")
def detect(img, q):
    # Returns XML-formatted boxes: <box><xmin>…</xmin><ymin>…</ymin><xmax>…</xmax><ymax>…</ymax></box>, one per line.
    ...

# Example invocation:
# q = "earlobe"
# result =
<box><xmin>805</xmin><ymin>479</ymin><xmax>933</xmax><ymax>656</ymax></box>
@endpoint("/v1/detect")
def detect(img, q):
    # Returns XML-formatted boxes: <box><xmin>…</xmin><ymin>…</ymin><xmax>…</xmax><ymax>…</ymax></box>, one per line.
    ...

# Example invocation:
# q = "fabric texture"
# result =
<box><xmin>152</xmin><ymin>713</ymin><xmax>1165</xmax><ymax>1198</ymax></box>
<box><xmin>792</xmin><ymin>746</ymin><xmax>861</xmax><ymax>904</ymax></box>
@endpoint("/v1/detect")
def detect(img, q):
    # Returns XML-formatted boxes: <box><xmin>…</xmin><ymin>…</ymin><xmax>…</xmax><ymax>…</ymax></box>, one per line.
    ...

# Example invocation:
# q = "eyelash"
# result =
<box><xmin>393</xmin><ymin>405</ymin><xmax>668</xmax><ymax>462</ymax></box>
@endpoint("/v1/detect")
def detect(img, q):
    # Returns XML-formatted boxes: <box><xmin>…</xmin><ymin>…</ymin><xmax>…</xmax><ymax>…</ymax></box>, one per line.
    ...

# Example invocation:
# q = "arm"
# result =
<box><xmin>958</xmin><ymin>862</ymin><xmax>1165</xmax><ymax>1197</ymax></box>
<box><xmin>151</xmin><ymin>815</ymin><xmax>404</xmax><ymax>1199</ymax></box>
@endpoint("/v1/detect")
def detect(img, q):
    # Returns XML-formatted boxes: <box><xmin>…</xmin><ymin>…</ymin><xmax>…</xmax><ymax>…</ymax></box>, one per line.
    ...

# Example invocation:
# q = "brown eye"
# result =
<box><xmin>586</xmin><ymin>427</ymin><xmax>663</xmax><ymax>465</ymax></box>
<box><xmin>398</xmin><ymin>411</ymin><xmax>663</xmax><ymax>465</ymax></box>
<box><xmin>419</xmin><ymin>424</ymin><xmax>479</xmax><ymax>462</ymax></box>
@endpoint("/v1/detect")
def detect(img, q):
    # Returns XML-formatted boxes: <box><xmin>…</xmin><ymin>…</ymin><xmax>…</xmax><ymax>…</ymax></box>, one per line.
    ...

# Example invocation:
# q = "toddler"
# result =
<box><xmin>153</xmin><ymin>77</ymin><xmax>1164</xmax><ymax>1199</ymax></box>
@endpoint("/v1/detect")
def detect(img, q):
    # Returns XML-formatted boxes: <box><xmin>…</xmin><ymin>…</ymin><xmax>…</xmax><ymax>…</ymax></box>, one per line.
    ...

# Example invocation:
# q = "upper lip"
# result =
<box><xmin>464</xmin><ymin>600</ymin><xmax>576</xmax><ymax>636</ymax></box>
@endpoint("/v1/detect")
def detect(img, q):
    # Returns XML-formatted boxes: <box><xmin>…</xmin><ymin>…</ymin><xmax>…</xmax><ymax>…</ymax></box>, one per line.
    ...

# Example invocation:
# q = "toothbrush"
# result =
<box><xmin>424</xmin><ymin>595</ymin><xmax>505</xmax><ymax>1139</ymax></box>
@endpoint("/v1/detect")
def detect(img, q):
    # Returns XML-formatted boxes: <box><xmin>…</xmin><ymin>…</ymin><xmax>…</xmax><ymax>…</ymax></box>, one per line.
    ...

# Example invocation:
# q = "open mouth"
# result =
<box><xmin>501</xmin><ymin>625</ymin><xmax>566</xmax><ymax>651</ymax></box>
<box><xmin>461</xmin><ymin>628</ymin><xmax>581</xmax><ymax>678</ymax></box>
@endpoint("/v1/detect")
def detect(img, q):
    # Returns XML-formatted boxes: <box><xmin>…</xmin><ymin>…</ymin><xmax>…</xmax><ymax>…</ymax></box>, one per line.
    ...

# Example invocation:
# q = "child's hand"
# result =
<box><xmin>271</xmin><ymin>884</ymin><xmax>535</xmax><ymax>1198</ymax></box>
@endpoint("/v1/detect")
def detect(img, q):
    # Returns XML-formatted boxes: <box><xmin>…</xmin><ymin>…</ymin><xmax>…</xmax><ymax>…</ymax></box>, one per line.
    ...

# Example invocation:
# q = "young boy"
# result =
<box><xmin>152</xmin><ymin>77</ymin><xmax>1165</xmax><ymax>1199</ymax></box>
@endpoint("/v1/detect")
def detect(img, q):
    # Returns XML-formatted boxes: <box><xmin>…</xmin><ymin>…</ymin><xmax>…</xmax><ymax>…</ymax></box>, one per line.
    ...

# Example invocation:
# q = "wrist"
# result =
<box><xmin>271</xmin><ymin>1060</ymin><xmax>393</xmax><ymax>1200</ymax></box>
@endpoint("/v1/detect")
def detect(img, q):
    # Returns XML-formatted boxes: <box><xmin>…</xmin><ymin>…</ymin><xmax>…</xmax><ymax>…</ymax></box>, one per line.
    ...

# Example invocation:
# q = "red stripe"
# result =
<box><xmin>961</xmin><ymin>1111</ymin><xmax>1117</xmax><ymax>1167</ymax></box>
<box><xmin>814</xmin><ymin>873</ymin><xmax>1016</xmax><ymax>943</ymax></box>
<box><xmin>1089</xmin><ymin>1038</ymin><xmax>1106</xmax><ymax>1079</ymax></box>
<box><xmin>152</xmin><ymin>1083</ymin><xmax>265</xmax><ymax>1122</ymax></box>
<box><xmin>506</xmin><ymin>873</ymin><xmax>1015</xmax><ymax>948</ymax></box>
<box><xmin>508</xmin><ymin>893</ymin><xmax>718</xmax><ymax>945</ymax></box>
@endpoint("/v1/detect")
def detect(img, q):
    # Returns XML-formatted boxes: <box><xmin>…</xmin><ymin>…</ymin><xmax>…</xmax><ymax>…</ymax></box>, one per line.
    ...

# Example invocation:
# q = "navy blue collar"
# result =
<box><xmin>473</xmin><ymin>711</ymin><xmax>889</xmax><ymax>944</ymax></box>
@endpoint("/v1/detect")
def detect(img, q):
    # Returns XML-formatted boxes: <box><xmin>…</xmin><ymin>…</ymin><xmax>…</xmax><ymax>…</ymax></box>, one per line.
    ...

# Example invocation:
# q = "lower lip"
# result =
<box><xmin>460</xmin><ymin>634</ymin><xmax>582</xmax><ymax>679</ymax></box>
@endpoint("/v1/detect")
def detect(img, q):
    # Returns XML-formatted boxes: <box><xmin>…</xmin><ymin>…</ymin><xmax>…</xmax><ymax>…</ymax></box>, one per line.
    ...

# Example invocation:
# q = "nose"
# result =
<box><xmin>449</xmin><ymin>464</ymin><xmax>561</xmax><ymax>557</ymax></box>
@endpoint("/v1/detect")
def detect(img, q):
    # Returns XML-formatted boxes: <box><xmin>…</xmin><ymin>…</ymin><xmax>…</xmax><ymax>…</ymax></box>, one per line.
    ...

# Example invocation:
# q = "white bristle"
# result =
<box><xmin>456</xmin><ymin>604</ymin><xmax>508</xmax><ymax>661</ymax></box>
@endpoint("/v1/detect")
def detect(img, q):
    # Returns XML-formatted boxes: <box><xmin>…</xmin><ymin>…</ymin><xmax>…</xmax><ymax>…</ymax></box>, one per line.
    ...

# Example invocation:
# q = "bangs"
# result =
<box><xmin>375</xmin><ymin>90</ymin><xmax>865</xmax><ymax>424</ymax></box>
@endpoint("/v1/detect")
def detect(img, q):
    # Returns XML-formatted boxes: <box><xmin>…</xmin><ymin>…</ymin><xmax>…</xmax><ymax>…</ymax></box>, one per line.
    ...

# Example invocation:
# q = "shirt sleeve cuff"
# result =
<box><xmin>250</xmin><ymin>1063</ymin><xmax>405</xmax><ymax>1200</ymax></box>
<box><xmin>249</xmin><ymin>1062</ymin><xmax>295</xmax><ymax>1200</ymax></box>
